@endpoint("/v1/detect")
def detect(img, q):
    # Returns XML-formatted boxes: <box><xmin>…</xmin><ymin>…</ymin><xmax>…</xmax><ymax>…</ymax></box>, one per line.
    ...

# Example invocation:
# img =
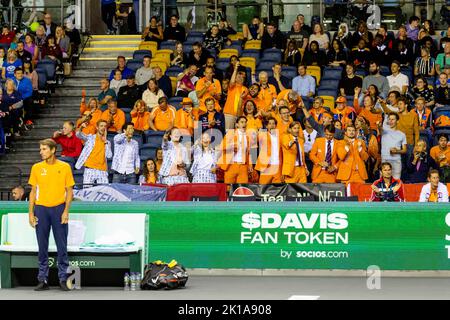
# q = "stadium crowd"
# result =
<box><xmin>2</xmin><ymin>12</ymin><xmax>450</xmax><ymax>202</ymax></box>
<box><xmin>0</xmin><ymin>12</ymin><xmax>81</xmax><ymax>154</ymax></box>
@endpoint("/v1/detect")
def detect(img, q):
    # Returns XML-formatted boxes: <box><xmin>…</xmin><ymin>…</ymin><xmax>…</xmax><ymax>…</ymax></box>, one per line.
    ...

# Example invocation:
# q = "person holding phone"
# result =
<box><xmin>75</xmin><ymin>119</ymin><xmax>113</xmax><ymax>186</ymax></box>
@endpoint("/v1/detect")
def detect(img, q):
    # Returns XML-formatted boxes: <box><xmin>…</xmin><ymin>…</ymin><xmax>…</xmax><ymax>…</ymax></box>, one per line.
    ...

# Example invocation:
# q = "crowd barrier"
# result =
<box><xmin>0</xmin><ymin>202</ymin><xmax>449</xmax><ymax>272</ymax></box>
<box><xmin>70</xmin><ymin>182</ymin><xmax>450</xmax><ymax>202</ymax></box>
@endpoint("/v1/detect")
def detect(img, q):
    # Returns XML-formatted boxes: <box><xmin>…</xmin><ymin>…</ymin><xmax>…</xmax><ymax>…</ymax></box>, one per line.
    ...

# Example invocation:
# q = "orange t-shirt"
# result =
<box><xmin>195</xmin><ymin>77</ymin><xmax>222</xmax><ymax>112</ymax></box>
<box><xmin>276</xmin><ymin>89</ymin><xmax>299</xmax><ymax>114</ymax></box>
<box><xmin>224</xmin><ymin>83</ymin><xmax>248</xmax><ymax>116</ymax></box>
<box><xmin>430</xmin><ymin>146</ymin><xmax>450</xmax><ymax>167</ymax></box>
<box><xmin>79</xmin><ymin>109</ymin><xmax>102</xmax><ymax>135</ymax></box>
<box><xmin>258</xmin><ymin>84</ymin><xmax>277</xmax><ymax>111</ymax></box>
<box><xmin>246</xmin><ymin>116</ymin><xmax>263</xmax><ymax>131</ymax></box>
<box><xmin>151</xmin><ymin>105</ymin><xmax>176</xmax><ymax>131</ymax></box>
<box><xmin>174</xmin><ymin>108</ymin><xmax>196</xmax><ymax>135</ymax></box>
<box><xmin>131</xmin><ymin>111</ymin><xmax>151</xmax><ymax>131</ymax></box>
<box><xmin>101</xmin><ymin>109</ymin><xmax>126</xmax><ymax>132</ymax></box>
<box><xmin>84</xmin><ymin>135</ymin><xmax>107</xmax><ymax>171</ymax></box>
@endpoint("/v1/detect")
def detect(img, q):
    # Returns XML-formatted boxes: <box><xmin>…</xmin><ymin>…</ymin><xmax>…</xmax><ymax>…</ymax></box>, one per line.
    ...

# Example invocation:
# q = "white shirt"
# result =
<box><xmin>269</xmin><ymin>131</ymin><xmax>280</xmax><ymax>165</ymax></box>
<box><xmin>195</xmin><ymin>149</ymin><xmax>215</xmax><ymax>171</ymax></box>
<box><xmin>303</xmin><ymin>129</ymin><xmax>318</xmax><ymax>154</ymax></box>
<box><xmin>387</xmin><ymin>73</ymin><xmax>409</xmax><ymax>92</ymax></box>
<box><xmin>419</xmin><ymin>183</ymin><xmax>449</xmax><ymax>202</ymax></box>
<box><xmin>233</xmin><ymin>130</ymin><xmax>247</xmax><ymax>163</ymax></box>
<box><xmin>116</xmin><ymin>141</ymin><xmax>135</xmax><ymax>174</ymax></box>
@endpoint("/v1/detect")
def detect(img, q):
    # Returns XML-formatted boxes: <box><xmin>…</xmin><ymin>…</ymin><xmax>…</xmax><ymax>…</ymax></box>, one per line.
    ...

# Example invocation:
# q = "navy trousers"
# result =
<box><xmin>34</xmin><ymin>204</ymin><xmax>69</xmax><ymax>282</ymax></box>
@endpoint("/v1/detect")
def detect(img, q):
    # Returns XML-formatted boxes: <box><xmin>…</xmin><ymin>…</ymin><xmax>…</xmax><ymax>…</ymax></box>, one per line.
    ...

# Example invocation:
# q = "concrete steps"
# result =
<box><xmin>0</xmin><ymin>35</ymin><xmax>138</xmax><ymax>181</ymax></box>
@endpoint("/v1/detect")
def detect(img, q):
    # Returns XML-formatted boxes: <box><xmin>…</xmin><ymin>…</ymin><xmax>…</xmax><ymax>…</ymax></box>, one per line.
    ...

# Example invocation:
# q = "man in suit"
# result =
<box><xmin>309</xmin><ymin>125</ymin><xmax>339</xmax><ymax>183</ymax></box>
<box><xmin>281</xmin><ymin>121</ymin><xmax>309</xmax><ymax>183</ymax></box>
<box><xmin>336</xmin><ymin>124</ymin><xmax>369</xmax><ymax>184</ymax></box>
<box><xmin>218</xmin><ymin>116</ymin><xmax>254</xmax><ymax>184</ymax></box>
<box><xmin>255</xmin><ymin>117</ymin><xmax>283</xmax><ymax>184</ymax></box>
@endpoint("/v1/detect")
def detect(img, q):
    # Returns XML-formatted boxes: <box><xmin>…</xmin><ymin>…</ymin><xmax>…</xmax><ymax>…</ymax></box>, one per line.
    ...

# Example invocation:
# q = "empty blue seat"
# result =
<box><xmin>160</xmin><ymin>41</ymin><xmax>176</xmax><ymax>51</ymax></box>
<box><xmin>126</xmin><ymin>59</ymin><xmax>143</xmax><ymax>72</ymax></box>
<box><xmin>241</xmin><ymin>50</ymin><xmax>260</xmax><ymax>65</ymax></box>
<box><xmin>261</xmin><ymin>49</ymin><xmax>282</xmax><ymax>62</ymax></box>
<box><xmin>380</xmin><ymin>65</ymin><xmax>390</xmax><ymax>77</ymax></box>
<box><xmin>216</xmin><ymin>61</ymin><xmax>229</xmax><ymax>71</ymax></box>
<box><xmin>317</xmin><ymin>88</ymin><xmax>338</xmax><ymax>98</ymax></box>
<box><xmin>281</xmin><ymin>66</ymin><xmax>297</xmax><ymax>79</ymax></box>
<box><xmin>183</xmin><ymin>44</ymin><xmax>193</xmax><ymax>54</ymax></box>
<box><xmin>144</xmin><ymin>130</ymin><xmax>165</xmax><ymax>144</ymax></box>
<box><xmin>165</xmin><ymin>66</ymin><xmax>183</xmax><ymax>77</ymax></box>
<box><xmin>168</xmin><ymin>96</ymin><xmax>183</xmax><ymax>110</ymax></box>
<box><xmin>223</xmin><ymin>44</ymin><xmax>242</xmax><ymax>56</ymax></box>
<box><xmin>425</xmin><ymin>76</ymin><xmax>436</xmax><ymax>87</ymax></box>
<box><xmin>433</xmin><ymin>105</ymin><xmax>450</xmax><ymax>120</ymax></box>
<box><xmin>319</xmin><ymin>79</ymin><xmax>340</xmax><ymax>90</ymax></box>
<box><xmin>133</xmin><ymin>49</ymin><xmax>152</xmax><ymax>61</ymax></box>
<box><xmin>140</xmin><ymin>144</ymin><xmax>159</xmax><ymax>159</ymax></box>
<box><xmin>322</xmin><ymin>67</ymin><xmax>343</xmax><ymax>80</ymax></box>
<box><xmin>186</xmin><ymin>34</ymin><xmax>204</xmax><ymax>43</ymax></box>
<box><xmin>145</xmin><ymin>134</ymin><xmax>163</xmax><ymax>147</ymax></box>
<box><xmin>355</xmin><ymin>68</ymin><xmax>368</xmax><ymax>78</ymax></box>
<box><xmin>257</xmin><ymin>61</ymin><xmax>277</xmax><ymax>70</ymax></box>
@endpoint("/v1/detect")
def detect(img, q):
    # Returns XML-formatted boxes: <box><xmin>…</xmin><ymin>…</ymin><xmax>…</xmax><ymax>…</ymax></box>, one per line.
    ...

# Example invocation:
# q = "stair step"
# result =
<box><xmin>91</xmin><ymin>35</ymin><xmax>142</xmax><ymax>40</ymax></box>
<box><xmin>77</xmin><ymin>60</ymin><xmax>123</xmax><ymax>68</ymax></box>
<box><xmin>89</xmin><ymin>40</ymin><xmax>141</xmax><ymax>48</ymax></box>
<box><xmin>84</xmin><ymin>47</ymin><xmax>137</xmax><ymax>53</ymax></box>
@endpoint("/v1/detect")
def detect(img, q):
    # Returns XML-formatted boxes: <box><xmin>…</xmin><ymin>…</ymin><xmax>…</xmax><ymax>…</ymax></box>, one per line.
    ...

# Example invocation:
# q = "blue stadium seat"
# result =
<box><xmin>126</xmin><ymin>59</ymin><xmax>143</xmax><ymax>72</ymax></box>
<box><xmin>380</xmin><ymin>65</ymin><xmax>390</xmax><ymax>77</ymax></box>
<box><xmin>215</xmin><ymin>61</ymin><xmax>229</xmax><ymax>71</ymax></box>
<box><xmin>223</xmin><ymin>44</ymin><xmax>242</xmax><ymax>56</ymax></box>
<box><xmin>425</xmin><ymin>76</ymin><xmax>436</xmax><ymax>87</ymax></box>
<box><xmin>144</xmin><ymin>130</ymin><xmax>165</xmax><ymax>144</ymax></box>
<box><xmin>241</xmin><ymin>50</ymin><xmax>260</xmax><ymax>65</ymax></box>
<box><xmin>73</xmin><ymin>169</ymin><xmax>84</xmax><ymax>187</ymax></box>
<box><xmin>261</xmin><ymin>49</ymin><xmax>282</xmax><ymax>62</ymax></box>
<box><xmin>317</xmin><ymin>88</ymin><xmax>338</xmax><ymax>98</ymax></box>
<box><xmin>133</xmin><ymin>133</ymin><xmax>144</xmax><ymax>149</ymax></box>
<box><xmin>140</xmin><ymin>144</ymin><xmax>159</xmax><ymax>159</ymax></box>
<box><xmin>133</xmin><ymin>49</ymin><xmax>152</xmax><ymax>61</ymax></box>
<box><xmin>160</xmin><ymin>41</ymin><xmax>176</xmax><ymax>51</ymax></box>
<box><xmin>125</xmin><ymin>112</ymin><xmax>131</xmax><ymax>124</ymax></box>
<box><xmin>355</xmin><ymin>68</ymin><xmax>368</xmax><ymax>78</ymax></box>
<box><xmin>183</xmin><ymin>44</ymin><xmax>193</xmax><ymax>54</ymax></box>
<box><xmin>36</xmin><ymin>69</ymin><xmax>48</xmax><ymax>92</ymax></box>
<box><xmin>165</xmin><ymin>66</ymin><xmax>183</xmax><ymax>77</ymax></box>
<box><xmin>186</xmin><ymin>35</ymin><xmax>204</xmax><ymax>43</ymax></box>
<box><xmin>281</xmin><ymin>66</ymin><xmax>297</xmax><ymax>80</ymax></box>
<box><xmin>257</xmin><ymin>61</ymin><xmax>277</xmax><ymax>70</ymax></box>
<box><xmin>36</xmin><ymin>59</ymin><xmax>56</xmax><ymax>83</ymax></box>
<box><xmin>401</xmin><ymin>66</ymin><xmax>413</xmax><ymax>84</ymax></box>
<box><xmin>433</xmin><ymin>105</ymin><xmax>450</xmax><ymax>120</ymax></box>
<box><xmin>206</xmin><ymin>48</ymin><xmax>217</xmax><ymax>58</ymax></box>
<box><xmin>322</xmin><ymin>67</ymin><xmax>343</xmax><ymax>81</ymax></box>
<box><xmin>346</xmin><ymin>96</ymin><xmax>354</xmax><ymax>107</ymax></box>
<box><xmin>144</xmin><ymin>134</ymin><xmax>163</xmax><ymax>147</ymax></box>
<box><xmin>168</xmin><ymin>96</ymin><xmax>183</xmax><ymax>110</ymax></box>
<box><xmin>319</xmin><ymin>79</ymin><xmax>340</xmax><ymax>90</ymax></box>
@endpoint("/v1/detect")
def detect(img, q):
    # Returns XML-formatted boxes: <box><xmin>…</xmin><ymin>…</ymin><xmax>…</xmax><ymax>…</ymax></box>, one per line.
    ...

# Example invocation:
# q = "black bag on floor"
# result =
<box><xmin>140</xmin><ymin>260</ymin><xmax>188</xmax><ymax>290</ymax></box>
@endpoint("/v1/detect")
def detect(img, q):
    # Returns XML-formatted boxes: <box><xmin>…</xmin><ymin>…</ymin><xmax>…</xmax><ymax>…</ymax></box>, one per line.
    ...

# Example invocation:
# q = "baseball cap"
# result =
<box><xmin>182</xmin><ymin>97</ymin><xmax>193</xmax><ymax>105</ymax></box>
<box><xmin>336</xmin><ymin>96</ymin><xmax>347</xmax><ymax>103</ymax></box>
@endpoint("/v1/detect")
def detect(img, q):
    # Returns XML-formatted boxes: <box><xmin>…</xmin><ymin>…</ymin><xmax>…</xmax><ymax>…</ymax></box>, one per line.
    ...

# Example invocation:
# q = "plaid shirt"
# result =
<box><xmin>159</xmin><ymin>140</ymin><xmax>190</xmax><ymax>177</ymax></box>
<box><xmin>111</xmin><ymin>133</ymin><xmax>140</xmax><ymax>173</ymax></box>
<box><xmin>75</xmin><ymin>131</ymin><xmax>113</xmax><ymax>170</ymax></box>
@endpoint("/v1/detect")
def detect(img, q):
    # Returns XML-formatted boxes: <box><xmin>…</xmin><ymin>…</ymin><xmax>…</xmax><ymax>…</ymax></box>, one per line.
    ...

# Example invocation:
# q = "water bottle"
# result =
<box><xmin>130</xmin><ymin>273</ymin><xmax>136</xmax><ymax>291</ymax></box>
<box><xmin>124</xmin><ymin>273</ymin><xmax>130</xmax><ymax>291</ymax></box>
<box><xmin>136</xmin><ymin>272</ymin><xmax>141</xmax><ymax>290</ymax></box>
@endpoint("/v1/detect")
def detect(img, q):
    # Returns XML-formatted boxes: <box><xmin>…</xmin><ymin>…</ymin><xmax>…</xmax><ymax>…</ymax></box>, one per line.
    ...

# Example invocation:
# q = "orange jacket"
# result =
<box><xmin>174</xmin><ymin>108</ymin><xmax>195</xmax><ymax>135</ymax></box>
<box><xmin>281</xmin><ymin>133</ymin><xmax>307</xmax><ymax>177</ymax></box>
<box><xmin>255</xmin><ymin>130</ymin><xmax>282</xmax><ymax>172</ymax></box>
<box><xmin>218</xmin><ymin>129</ymin><xmax>253</xmax><ymax>171</ymax></box>
<box><xmin>336</xmin><ymin>139</ymin><xmax>369</xmax><ymax>181</ymax></box>
<box><xmin>309</xmin><ymin>137</ymin><xmax>339</xmax><ymax>181</ymax></box>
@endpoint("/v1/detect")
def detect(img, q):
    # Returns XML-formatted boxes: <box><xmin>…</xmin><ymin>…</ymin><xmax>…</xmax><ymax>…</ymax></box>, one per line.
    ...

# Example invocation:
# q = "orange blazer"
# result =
<box><xmin>336</xmin><ymin>139</ymin><xmax>369</xmax><ymax>181</ymax></box>
<box><xmin>309</xmin><ymin>137</ymin><xmax>339</xmax><ymax>181</ymax></box>
<box><xmin>255</xmin><ymin>130</ymin><xmax>282</xmax><ymax>172</ymax></box>
<box><xmin>281</xmin><ymin>133</ymin><xmax>306</xmax><ymax>177</ymax></box>
<box><xmin>218</xmin><ymin>129</ymin><xmax>253</xmax><ymax>171</ymax></box>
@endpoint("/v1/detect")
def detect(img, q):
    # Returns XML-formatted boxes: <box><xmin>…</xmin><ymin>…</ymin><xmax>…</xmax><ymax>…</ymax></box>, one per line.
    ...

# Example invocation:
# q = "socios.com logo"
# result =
<box><xmin>48</xmin><ymin>257</ymin><xmax>55</xmax><ymax>267</ymax></box>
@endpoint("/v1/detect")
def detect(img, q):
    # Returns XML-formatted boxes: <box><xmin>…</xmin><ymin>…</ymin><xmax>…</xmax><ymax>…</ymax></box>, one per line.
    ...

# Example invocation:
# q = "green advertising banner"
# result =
<box><xmin>0</xmin><ymin>202</ymin><xmax>449</xmax><ymax>270</ymax></box>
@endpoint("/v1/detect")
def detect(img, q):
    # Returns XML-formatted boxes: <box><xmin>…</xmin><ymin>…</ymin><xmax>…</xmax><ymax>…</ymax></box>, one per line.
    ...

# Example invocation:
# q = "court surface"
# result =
<box><xmin>0</xmin><ymin>276</ymin><xmax>449</xmax><ymax>300</ymax></box>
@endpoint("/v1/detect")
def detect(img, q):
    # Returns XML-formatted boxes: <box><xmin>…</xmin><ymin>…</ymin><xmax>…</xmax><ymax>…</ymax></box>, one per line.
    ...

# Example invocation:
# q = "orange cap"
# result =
<box><xmin>336</xmin><ymin>96</ymin><xmax>347</xmax><ymax>103</ymax></box>
<box><xmin>182</xmin><ymin>97</ymin><xmax>193</xmax><ymax>105</ymax></box>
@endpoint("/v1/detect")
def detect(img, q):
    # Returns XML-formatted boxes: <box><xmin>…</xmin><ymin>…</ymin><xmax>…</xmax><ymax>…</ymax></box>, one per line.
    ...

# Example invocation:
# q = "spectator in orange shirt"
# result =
<box><xmin>430</xmin><ymin>133</ymin><xmax>450</xmax><ymax>182</ymax></box>
<box><xmin>353</xmin><ymin>88</ymin><xmax>383</xmax><ymax>133</ymax></box>
<box><xmin>257</xmin><ymin>71</ymin><xmax>277</xmax><ymax>111</ymax></box>
<box><xmin>242</xmin><ymin>100</ymin><xmax>263</xmax><ymax>141</ymax></box>
<box><xmin>242</xmin><ymin>83</ymin><xmax>266</xmax><ymax>111</ymax></box>
<box><xmin>336</xmin><ymin>124</ymin><xmax>369</xmax><ymax>183</ymax></box>
<box><xmin>355</xmin><ymin>115</ymin><xmax>380</xmax><ymax>181</ymax></box>
<box><xmin>277</xmin><ymin>89</ymin><xmax>300</xmax><ymax>115</ymax></box>
<box><xmin>195</xmin><ymin>66</ymin><xmax>222</xmax><ymax>112</ymax></box>
<box><xmin>78</xmin><ymin>97</ymin><xmax>102</xmax><ymax>135</ymax></box>
<box><xmin>218</xmin><ymin>116</ymin><xmax>253</xmax><ymax>184</ymax></box>
<box><xmin>149</xmin><ymin>96</ymin><xmax>176</xmax><ymax>132</ymax></box>
<box><xmin>309</xmin><ymin>97</ymin><xmax>331</xmax><ymax>125</ymax></box>
<box><xmin>333</xmin><ymin>96</ymin><xmax>357</xmax><ymax>129</ymax></box>
<box><xmin>223</xmin><ymin>63</ymin><xmax>248</xmax><ymax>129</ymax></box>
<box><xmin>101</xmin><ymin>100</ymin><xmax>126</xmax><ymax>133</ymax></box>
<box><xmin>174</xmin><ymin>97</ymin><xmax>196</xmax><ymax>136</ymax></box>
<box><xmin>130</xmin><ymin>99</ymin><xmax>151</xmax><ymax>133</ymax></box>
<box><xmin>281</xmin><ymin>121</ymin><xmax>309</xmax><ymax>183</ymax></box>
